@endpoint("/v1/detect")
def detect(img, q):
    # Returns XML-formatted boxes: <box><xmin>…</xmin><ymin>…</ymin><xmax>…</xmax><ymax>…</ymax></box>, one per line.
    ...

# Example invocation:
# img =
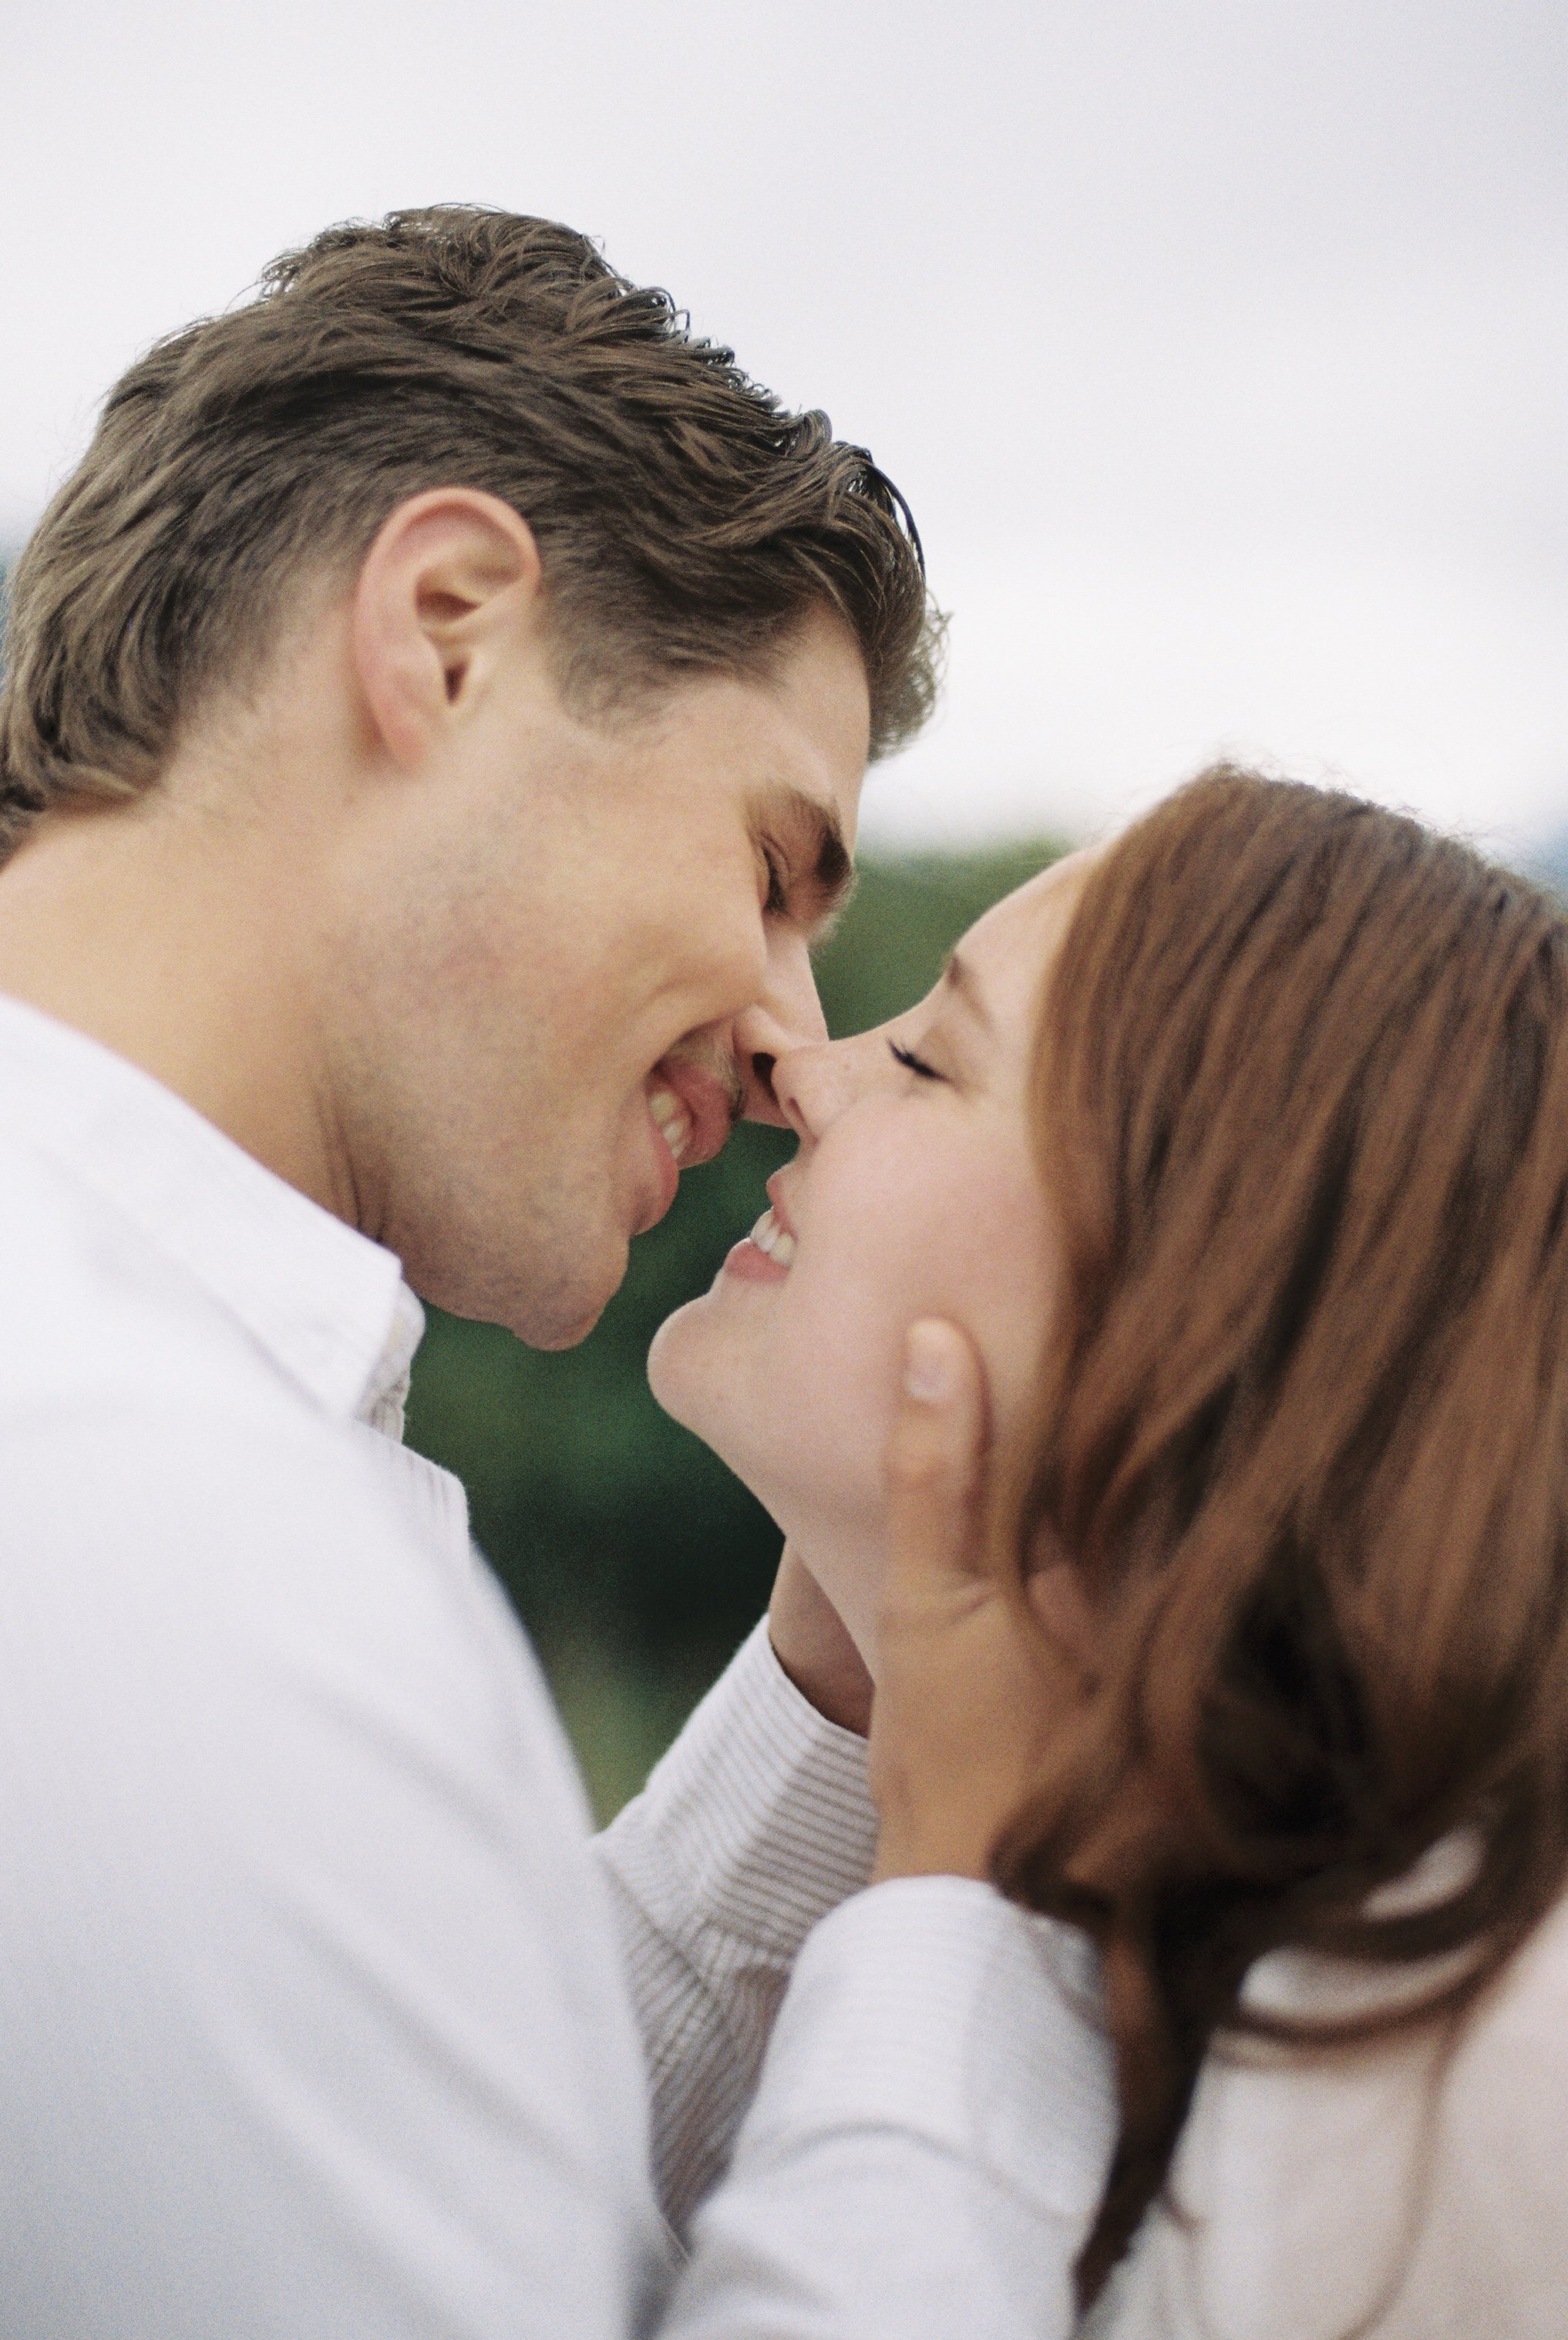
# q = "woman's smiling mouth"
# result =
<box><xmin>748</xmin><ymin>1205</ymin><xmax>796</xmax><ymax>1267</ymax></box>
<box><xmin>723</xmin><ymin>1203</ymin><xmax>796</xmax><ymax>1284</ymax></box>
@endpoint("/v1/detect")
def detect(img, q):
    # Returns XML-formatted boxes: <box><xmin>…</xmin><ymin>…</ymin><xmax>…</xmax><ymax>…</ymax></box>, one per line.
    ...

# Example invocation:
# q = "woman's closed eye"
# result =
<box><xmin>889</xmin><ymin>1039</ymin><xmax>943</xmax><ymax>1081</ymax></box>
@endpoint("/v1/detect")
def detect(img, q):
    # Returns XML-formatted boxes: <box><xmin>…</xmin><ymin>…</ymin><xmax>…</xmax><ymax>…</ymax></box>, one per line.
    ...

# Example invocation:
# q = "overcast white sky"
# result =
<box><xmin>3</xmin><ymin>0</ymin><xmax>1564</xmax><ymax>854</ymax></box>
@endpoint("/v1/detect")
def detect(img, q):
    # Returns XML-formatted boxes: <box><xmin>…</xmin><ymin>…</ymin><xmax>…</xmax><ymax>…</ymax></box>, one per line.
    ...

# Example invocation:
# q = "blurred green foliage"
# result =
<box><xmin>403</xmin><ymin>837</ymin><xmax>1066</xmax><ymax>1816</ymax></box>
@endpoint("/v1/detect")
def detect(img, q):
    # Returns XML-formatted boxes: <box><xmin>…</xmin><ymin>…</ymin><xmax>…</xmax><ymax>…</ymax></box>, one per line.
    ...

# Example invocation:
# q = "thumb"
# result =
<box><xmin>883</xmin><ymin>1318</ymin><xmax>991</xmax><ymax>1596</ymax></box>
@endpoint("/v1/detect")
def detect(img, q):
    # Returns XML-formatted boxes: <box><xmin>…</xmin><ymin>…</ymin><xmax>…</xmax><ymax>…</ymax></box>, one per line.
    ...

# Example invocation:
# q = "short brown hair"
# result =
<box><xmin>998</xmin><ymin>770</ymin><xmax>1568</xmax><ymax>2304</ymax></box>
<box><xmin>0</xmin><ymin>207</ymin><xmax>939</xmax><ymax>857</ymax></box>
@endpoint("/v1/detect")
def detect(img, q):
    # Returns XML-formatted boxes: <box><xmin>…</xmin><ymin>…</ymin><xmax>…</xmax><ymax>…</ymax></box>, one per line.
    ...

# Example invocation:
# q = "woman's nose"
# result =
<box><xmin>772</xmin><ymin>1025</ymin><xmax>890</xmax><ymax>1145</ymax></box>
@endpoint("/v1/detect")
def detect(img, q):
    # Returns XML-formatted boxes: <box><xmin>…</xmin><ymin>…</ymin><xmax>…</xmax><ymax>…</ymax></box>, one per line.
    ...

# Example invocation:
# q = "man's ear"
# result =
<box><xmin>349</xmin><ymin>489</ymin><xmax>544</xmax><ymax>770</ymax></box>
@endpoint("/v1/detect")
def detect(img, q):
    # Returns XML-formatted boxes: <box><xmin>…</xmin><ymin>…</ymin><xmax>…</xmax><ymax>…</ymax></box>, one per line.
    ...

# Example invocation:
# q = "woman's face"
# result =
<box><xmin>648</xmin><ymin>850</ymin><xmax>1096</xmax><ymax>1663</ymax></box>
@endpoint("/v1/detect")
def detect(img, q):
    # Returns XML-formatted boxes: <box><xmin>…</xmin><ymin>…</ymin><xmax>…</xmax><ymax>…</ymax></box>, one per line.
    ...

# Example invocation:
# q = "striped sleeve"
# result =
<box><xmin>591</xmin><ymin>1620</ymin><xmax>877</xmax><ymax>2231</ymax></box>
<box><xmin>663</xmin><ymin>1879</ymin><xmax>1115</xmax><ymax>2340</ymax></box>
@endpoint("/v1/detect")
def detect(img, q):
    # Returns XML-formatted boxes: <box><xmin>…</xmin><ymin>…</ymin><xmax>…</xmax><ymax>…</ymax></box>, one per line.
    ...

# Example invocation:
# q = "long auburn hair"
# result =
<box><xmin>994</xmin><ymin>769</ymin><xmax>1568</xmax><ymax>2307</ymax></box>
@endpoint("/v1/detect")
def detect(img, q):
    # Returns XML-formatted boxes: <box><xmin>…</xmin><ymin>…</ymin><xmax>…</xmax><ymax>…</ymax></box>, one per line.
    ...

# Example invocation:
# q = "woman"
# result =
<box><xmin>650</xmin><ymin>765</ymin><xmax>1568</xmax><ymax>2336</ymax></box>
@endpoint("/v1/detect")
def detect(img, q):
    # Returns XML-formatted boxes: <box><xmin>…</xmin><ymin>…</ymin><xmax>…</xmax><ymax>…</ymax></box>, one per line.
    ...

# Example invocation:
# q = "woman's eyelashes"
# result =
<box><xmin>888</xmin><ymin>1038</ymin><xmax>943</xmax><ymax>1082</ymax></box>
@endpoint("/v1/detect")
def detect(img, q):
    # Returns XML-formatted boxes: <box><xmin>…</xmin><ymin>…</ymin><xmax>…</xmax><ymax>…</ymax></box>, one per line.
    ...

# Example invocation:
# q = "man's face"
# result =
<box><xmin>333</xmin><ymin>604</ymin><xmax>869</xmax><ymax>1345</ymax></box>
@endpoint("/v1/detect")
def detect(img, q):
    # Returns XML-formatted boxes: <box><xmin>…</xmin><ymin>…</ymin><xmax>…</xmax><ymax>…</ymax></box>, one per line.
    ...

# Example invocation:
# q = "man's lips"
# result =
<box><xmin>635</xmin><ymin>1052</ymin><xmax>742</xmax><ymax>1234</ymax></box>
<box><xmin>651</xmin><ymin>1055</ymin><xmax>738</xmax><ymax>1171</ymax></box>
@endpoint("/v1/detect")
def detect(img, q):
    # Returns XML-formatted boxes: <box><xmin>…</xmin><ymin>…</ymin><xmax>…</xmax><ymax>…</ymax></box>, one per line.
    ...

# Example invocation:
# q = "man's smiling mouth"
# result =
<box><xmin>644</xmin><ymin>1055</ymin><xmax>739</xmax><ymax>1175</ymax></box>
<box><xmin>648</xmin><ymin>1084</ymin><xmax>695</xmax><ymax>1166</ymax></box>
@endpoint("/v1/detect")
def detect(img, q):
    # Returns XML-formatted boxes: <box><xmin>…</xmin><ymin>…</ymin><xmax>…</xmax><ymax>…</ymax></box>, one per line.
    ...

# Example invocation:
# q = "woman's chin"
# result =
<box><xmin>647</xmin><ymin>1301</ymin><xmax>880</xmax><ymax>1593</ymax></box>
<box><xmin>647</xmin><ymin>1295</ymin><xmax>757</xmax><ymax>1460</ymax></box>
<box><xmin>645</xmin><ymin>1300</ymin><xmax>708</xmax><ymax>1430</ymax></box>
<box><xmin>648</xmin><ymin>1301</ymin><xmax>804</xmax><ymax>1531</ymax></box>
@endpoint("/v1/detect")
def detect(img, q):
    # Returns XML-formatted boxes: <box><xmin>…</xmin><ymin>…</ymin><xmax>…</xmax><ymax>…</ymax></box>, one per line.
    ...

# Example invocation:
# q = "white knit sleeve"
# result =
<box><xmin>591</xmin><ymin>1619</ymin><xmax>877</xmax><ymax>2230</ymax></box>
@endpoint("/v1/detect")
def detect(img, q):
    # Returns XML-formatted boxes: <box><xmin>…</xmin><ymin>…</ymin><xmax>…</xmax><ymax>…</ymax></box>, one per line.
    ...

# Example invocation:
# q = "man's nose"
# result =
<box><xmin>732</xmin><ymin>927</ymin><xmax>829</xmax><ymax>1126</ymax></box>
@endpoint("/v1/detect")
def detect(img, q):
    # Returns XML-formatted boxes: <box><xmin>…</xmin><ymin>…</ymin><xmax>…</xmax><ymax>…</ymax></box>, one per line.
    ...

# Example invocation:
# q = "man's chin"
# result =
<box><xmin>521</xmin><ymin>1301</ymin><xmax>607</xmax><ymax>1352</ymax></box>
<box><xmin>506</xmin><ymin>1257</ymin><xmax>622</xmax><ymax>1349</ymax></box>
<box><xmin>420</xmin><ymin>1234</ymin><xmax>625</xmax><ymax>1351</ymax></box>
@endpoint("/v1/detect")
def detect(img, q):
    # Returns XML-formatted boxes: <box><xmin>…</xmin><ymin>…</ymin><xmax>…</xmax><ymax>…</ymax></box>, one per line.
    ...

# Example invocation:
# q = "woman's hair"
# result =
<box><xmin>995</xmin><ymin>767</ymin><xmax>1568</xmax><ymax>2306</ymax></box>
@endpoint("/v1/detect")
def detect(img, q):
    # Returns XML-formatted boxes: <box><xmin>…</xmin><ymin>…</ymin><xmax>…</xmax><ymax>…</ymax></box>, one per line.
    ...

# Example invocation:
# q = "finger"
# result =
<box><xmin>883</xmin><ymin>1318</ymin><xmax>991</xmax><ymax>1593</ymax></box>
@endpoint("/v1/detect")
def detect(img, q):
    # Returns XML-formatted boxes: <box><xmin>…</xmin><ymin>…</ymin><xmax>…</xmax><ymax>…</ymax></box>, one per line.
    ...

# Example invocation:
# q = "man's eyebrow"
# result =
<box><xmin>940</xmin><ymin>948</ymin><xmax>994</xmax><ymax>1030</ymax></box>
<box><xmin>756</xmin><ymin>786</ymin><xmax>857</xmax><ymax>928</ymax></box>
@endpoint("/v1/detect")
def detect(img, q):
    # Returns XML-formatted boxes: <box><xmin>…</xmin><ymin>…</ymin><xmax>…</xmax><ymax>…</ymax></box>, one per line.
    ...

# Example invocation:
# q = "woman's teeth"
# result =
<box><xmin>649</xmin><ymin>1086</ymin><xmax>694</xmax><ymax>1166</ymax></box>
<box><xmin>749</xmin><ymin>1206</ymin><xmax>796</xmax><ymax>1268</ymax></box>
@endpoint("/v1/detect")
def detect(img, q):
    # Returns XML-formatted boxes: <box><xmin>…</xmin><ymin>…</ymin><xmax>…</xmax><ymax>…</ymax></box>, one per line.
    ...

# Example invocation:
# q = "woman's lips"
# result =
<box><xmin>722</xmin><ymin>1204</ymin><xmax>795</xmax><ymax>1284</ymax></box>
<box><xmin>764</xmin><ymin>1170</ymin><xmax>800</xmax><ymax>1241</ymax></box>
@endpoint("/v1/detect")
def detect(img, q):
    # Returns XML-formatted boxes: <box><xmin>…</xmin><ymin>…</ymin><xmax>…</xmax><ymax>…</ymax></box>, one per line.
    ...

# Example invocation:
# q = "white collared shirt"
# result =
<box><xmin>9</xmin><ymin>989</ymin><xmax>1555</xmax><ymax>2338</ymax></box>
<box><xmin>0</xmin><ymin>990</ymin><xmax>1115</xmax><ymax>2339</ymax></box>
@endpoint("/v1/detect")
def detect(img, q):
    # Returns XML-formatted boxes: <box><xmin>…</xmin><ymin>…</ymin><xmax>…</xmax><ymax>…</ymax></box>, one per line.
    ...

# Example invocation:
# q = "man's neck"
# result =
<box><xmin>0</xmin><ymin>795</ymin><xmax>357</xmax><ymax>1227</ymax></box>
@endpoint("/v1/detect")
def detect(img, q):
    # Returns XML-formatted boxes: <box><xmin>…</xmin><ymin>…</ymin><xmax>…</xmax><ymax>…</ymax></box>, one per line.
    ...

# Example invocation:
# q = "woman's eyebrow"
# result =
<box><xmin>941</xmin><ymin>949</ymin><xmax>994</xmax><ymax>1031</ymax></box>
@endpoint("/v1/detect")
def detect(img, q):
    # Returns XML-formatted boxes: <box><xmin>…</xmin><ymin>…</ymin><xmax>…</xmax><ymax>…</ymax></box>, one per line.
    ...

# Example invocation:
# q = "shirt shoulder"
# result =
<box><xmin>1105</xmin><ymin>1894</ymin><xmax>1568</xmax><ymax>2339</ymax></box>
<box><xmin>0</xmin><ymin>1389</ymin><xmax>666</xmax><ymax>2337</ymax></box>
<box><xmin>0</xmin><ymin>1119</ymin><xmax>294</xmax><ymax>1426</ymax></box>
<box><xmin>0</xmin><ymin>1112</ymin><xmax>581</xmax><ymax>1854</ymax></box>
<box><xmin>0</xmin><ymin>1387</ymin><xmax>580</xmax><ymax>1837</ymax></box>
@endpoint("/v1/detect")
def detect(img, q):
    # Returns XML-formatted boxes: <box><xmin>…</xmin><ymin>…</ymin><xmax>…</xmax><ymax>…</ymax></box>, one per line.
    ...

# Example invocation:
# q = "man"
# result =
<box><xmin>0</xmin><ymin>209</ymin><xmax>1112</xmax><ymax>2335</ymax></box>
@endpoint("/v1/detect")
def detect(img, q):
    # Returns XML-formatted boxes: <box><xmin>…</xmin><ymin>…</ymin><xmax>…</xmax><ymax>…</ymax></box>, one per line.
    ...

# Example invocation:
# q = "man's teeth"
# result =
<box><xmin>749</xmin><ymin>1207</ymin><xmax>796</xmax><ymax>1268</ymax></box>
<box><xmin>649</xmin><ymin>1086</ymin><xmax>694</xmax><ymax>1166</ymax></box>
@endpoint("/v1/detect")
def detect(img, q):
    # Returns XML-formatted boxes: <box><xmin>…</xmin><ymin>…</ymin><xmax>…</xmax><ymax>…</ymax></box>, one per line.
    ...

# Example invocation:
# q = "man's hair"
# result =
<box><xmin>0</xmin><ymin>207</ymin><xmax>939</xmax><ymax>857</ymax></box>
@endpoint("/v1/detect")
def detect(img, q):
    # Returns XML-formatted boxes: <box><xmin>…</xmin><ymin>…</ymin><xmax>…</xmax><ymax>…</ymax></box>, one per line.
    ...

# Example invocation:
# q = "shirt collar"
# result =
<box><xmin>0</xmin><ymin>990</ymin><xmax>424</xmax><ymax>1434</ymax></box>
